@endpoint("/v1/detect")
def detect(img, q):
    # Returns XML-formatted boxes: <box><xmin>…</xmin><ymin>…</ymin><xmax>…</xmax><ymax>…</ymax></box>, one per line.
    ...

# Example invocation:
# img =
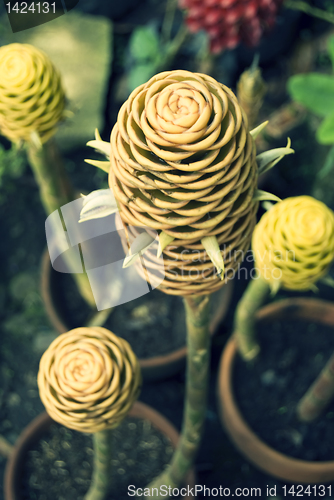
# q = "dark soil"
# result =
<box><xmin>58</xmin><ymin>272</ymin><xmax>187</xmax><ymax>358</ymax></box>
<box><xmin>234</xmin><ymin>317</ymin><xmax>334</xmax><ymax>461</ymax></box>
<box><xmin>55</xmin><ymin>270</ymin><xmax>228</xmax><ymax>359</ymax></box>
<box><xmin>20</xmin><ymin>416</ymin><xmax>174</xmax><ymax>500</ymax></box>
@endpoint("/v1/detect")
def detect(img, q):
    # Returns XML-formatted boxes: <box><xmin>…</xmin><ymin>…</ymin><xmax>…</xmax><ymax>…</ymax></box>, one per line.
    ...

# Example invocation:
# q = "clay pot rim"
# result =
<box><xmin>218</xmin><ymin>297</ymin><xmax>334</xmax><ymax>484</ymax></box>
<box><xmin>4</xmin><ymin>400</ymin><xmax>196</xmax><ymax>500</ymax></box>
<box><xmin>41</xmin><ymin>248</ymin><xmax>234</xmax><ymax>377</ymax></box>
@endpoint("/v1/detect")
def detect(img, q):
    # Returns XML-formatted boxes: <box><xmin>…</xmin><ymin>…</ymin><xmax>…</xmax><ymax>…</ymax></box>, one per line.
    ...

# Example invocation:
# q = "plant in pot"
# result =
<box><xmin>0</xmin><ymin>42</ymin><xmax>103</xmax><ymax>320</ymax></box>
<box><xmin>5</xmin><ymin>325</ymin><xmax>196</xmax><ymax>500</ymax></box>
<box><xmin>79</xmin><ymin>68</ymin><xmax>293</xmax><ymax>495</ymax></box>
<box><xmin>218</xmin><ymin>194</ymin><xmax>334</xmax><ymax>484</ymax></box>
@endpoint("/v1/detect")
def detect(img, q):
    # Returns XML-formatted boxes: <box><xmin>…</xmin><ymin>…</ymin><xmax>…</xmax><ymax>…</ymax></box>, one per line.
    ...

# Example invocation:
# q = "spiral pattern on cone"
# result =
<box><xmin>252</xmin><ymin>196</ymin><xmax>334</xmax><ymax>290</ymax></box>
<box><xmin>0</xmin><ymin>43</ymin><xmax>65</xmax><ymax>143</ymax></box>
<box><xmin>38</xmin><ymin>327</ymin><xmax>141</xmax><ymax>433</ymax></box>
<box><xmin>110</xmin><ymin>70</ymin><xmax>258</xmax><ymax>295</ymax></box>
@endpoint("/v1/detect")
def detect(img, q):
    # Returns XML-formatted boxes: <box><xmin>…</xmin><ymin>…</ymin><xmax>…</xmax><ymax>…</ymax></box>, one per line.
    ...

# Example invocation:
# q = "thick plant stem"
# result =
<box><xmin>85</xmin><ymin>430</ymin><xmax>113</xmax><ymax>500</ymax></box>
<box><xmin>297</xmin><ymin>350</ymin><xmax>334</xmax><ymax>422</ymax></box>
<box><xmin>147</xmin><ymin>294</ymin><xmax>211</xmax><ymax>498</ymax></box>
<box><xmin>27</xmin><ymin>139</ymin><xmax>96</xmax><ymax>307</ymax></box>
<box><xmin>234</xmin><ymin>277</ymin><xmax>270</xmax><ymax>361</ymax></box>
<box><xmin>284</xmin><ymin>0</ymin><xmax>334</xmax><ymax>25</ymax></box>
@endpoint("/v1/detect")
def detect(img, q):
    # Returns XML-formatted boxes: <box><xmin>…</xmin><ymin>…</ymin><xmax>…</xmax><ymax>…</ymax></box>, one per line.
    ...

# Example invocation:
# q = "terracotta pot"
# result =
<box><xmin>41</xmin><ymin>248</ymin><xmax>234</xmax><ymax>381</ymax></box>
<box><xmin>218</xmin><ymin>297</ymin><xmax>334</xmax><ymax>484</ymax></box>
<box><xmin>4</xmin><ymin>400</ymin><xmax>196</xmax><ymax>500</ymax></box>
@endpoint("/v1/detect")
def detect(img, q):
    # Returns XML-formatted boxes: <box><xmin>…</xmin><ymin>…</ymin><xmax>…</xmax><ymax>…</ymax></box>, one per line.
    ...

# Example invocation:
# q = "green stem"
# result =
<box><xmin>159</xmin><ymin>24</ymin><xmax>188</xmax><ymax>71</ymax></box>
<box><xmin>197</xmin><ymin>45</ymin><xmax>215</xmax><ymax>76</ymax></box>
<box><xmin>234</xmin><ymin>277</ymin><xmax>270</xmax><ymax>361</ymax></box>
<box><xmin>161</xmin><ymin>0</ymin><xmax>177</xmax><ymax>46</ymax></box>
<box><xmin>27</xmin><ymin>138</ymin><xmax>96</xmax><ymax>307</ymax></box>
<box><xmin>27</xmin><ymin>138</ymin><xmax>75</xmax><ymax>215</ymax></box>
<box><xmin>284</xmin><ymin>0</ymin><xmax>334</xmax><ymax>25</ymax></box>
<box><xmin>297</xmin><ymin>350</ymin><xmax>334</xmax><ymax>422</ymax></box>
<box><xmin>146</xmin><ymin>294</ymin><xmax>211</xmax><ymax>498</ymax></box>
<box><xmin>85</xmin><ymin>430</ymin><xmax>113</xmax><ymax>500</ymax></box>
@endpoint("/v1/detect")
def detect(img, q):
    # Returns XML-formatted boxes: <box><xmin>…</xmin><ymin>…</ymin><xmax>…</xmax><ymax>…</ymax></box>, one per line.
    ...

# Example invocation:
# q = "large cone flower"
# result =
<box><xmin>38</xmin><ymin>327</ymin><xmax>141</xmax><ymax>433</ymax></box>
<box><xmin>109</xmin><ymin>70</ymin><xmax>258</xmax><ymax>295</ymax></box>
<box><xmin>252</xmin><ymin>196</ymin><xmax>334</xmax><ymax>291</ymax></box>
<box><xmin>0</xmin><ymin>43</ymin><xmax>65</xmax><ymax>143</ymax></box>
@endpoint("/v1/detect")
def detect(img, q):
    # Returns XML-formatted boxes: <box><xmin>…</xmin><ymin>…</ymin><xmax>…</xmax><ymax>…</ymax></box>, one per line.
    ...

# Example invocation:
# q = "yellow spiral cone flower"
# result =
<box><xmin>0</xmin><ymin>43</ymin><xmax>65</xmax><ymax>143</ymax></box>
<box><xmin>109</xmin><ymin>70</ymin><xmax>259</xmax><ymax>295</ymax></box>
<box><xmin>38</xmin><ymin>327</ymin><xmax>141</xmax><ymax>433</ymax></box>
<box><xmin>252</xmin><ymin>196</ymin><xmax>334</xmax><ymax>291</ymax></box>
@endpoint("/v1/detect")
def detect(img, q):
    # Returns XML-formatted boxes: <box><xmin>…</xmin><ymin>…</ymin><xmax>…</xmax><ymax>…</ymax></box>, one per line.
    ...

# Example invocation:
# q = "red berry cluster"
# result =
<box><xmin>179</xmin><ymin>0</ymin><xmax>283</xmax><ymax>54</ymax></box>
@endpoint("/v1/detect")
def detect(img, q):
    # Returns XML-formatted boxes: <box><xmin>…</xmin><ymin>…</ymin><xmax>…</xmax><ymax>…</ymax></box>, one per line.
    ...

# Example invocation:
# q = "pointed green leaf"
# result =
<box><xmin>79</xmin><ymin>189</ymin><xmax>118</xmax><ymax>223</ymax></box>
<box><xmin>320</xmin><ymin>275</ymin><xmax>334</xmax><ymax>288</ymax></box>
<box><xmin>253</xmin><ymin>189</ymin><xmax>281</xmax><ymax>203</ymax></box>
<box><xmin>317</xmin><ymin>111</ymin><xmax>334</xmax><ymax>145</ymax></box>
<box><xmin>288</xmin><ymin>74</ymin><xmax>334</xmax><ymax>117</ymax></box>
<box><xmin>261</xmin><ymin>201</ymin><xmax>274</xmax><ymax>211</ymax></box>
<box><xmin>86</xmin><ymin>139</ymin><xmax>111</xmax><ymax>158</ymax></box>
<box><xmin>95</xmin><ymin>128</ymin><xmax>102</xmax><ymax>142</ymax></box>
<box><xmin>257</xmin><ymin>138</ymin><xmax>294</xmax><ymax>175</ymax></box>
<box><xmin>269</xmin><ymin>278</ymin><xmax>280</xmax><ymax>297</ymax></box>
<box><xmin>84</xmin><ymin>158</ymin><xmax>110</xmax><ymax>173</ymax></box>
<box><xmin>250</xmin><ymin>121</ymin><xmax>268</xmax><ymax>139</ymax></box>
<box><xmin>123</xmin><ymin>232</ymin><xmax>156</xmax><ymax>268</ymax></box>
<box><xmin>157</xmin><ymin>232</ymin><xmax>175</xmax><ymax>258</ymax></box>
<box><xmin>201</xmin><ymin>236</ymin><xmax>225</xmax><ymax>280</ymax></box>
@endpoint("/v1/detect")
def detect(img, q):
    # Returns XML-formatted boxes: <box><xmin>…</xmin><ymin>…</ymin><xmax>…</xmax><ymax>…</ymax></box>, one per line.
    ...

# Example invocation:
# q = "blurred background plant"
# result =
<box><xmin>288</xmin><ymin>35</ymin><xmax>334</xmax><ymax>179</ymax></box>
<box><xmin>0</xmin><ymin>144</ymin><xmax>25</xmax><ymax>205</ymax></box>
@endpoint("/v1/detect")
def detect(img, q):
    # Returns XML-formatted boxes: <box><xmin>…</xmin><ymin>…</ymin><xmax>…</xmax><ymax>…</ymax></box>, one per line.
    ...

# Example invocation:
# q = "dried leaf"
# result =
<box><xmin>201</xmin><ymin>235</ymin><xmax>225</xmax><ymax>280</ymax></box>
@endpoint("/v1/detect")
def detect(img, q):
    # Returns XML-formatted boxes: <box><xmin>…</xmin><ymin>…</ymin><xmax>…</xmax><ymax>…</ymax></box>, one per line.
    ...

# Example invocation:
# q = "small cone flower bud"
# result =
<box><xmin>0</xmin><ymin>43</ymin><xmax>66</xmax><ymax>143</ymax></box>
<box><xmin>38</xmin><ymin>327</ymin><xmax>141</xmax><ymax>433</ymax></box>
<box><xmin>252</xmin><ymin>196</ymin><xmax>334</xmax><ymax>291</ymax></box>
